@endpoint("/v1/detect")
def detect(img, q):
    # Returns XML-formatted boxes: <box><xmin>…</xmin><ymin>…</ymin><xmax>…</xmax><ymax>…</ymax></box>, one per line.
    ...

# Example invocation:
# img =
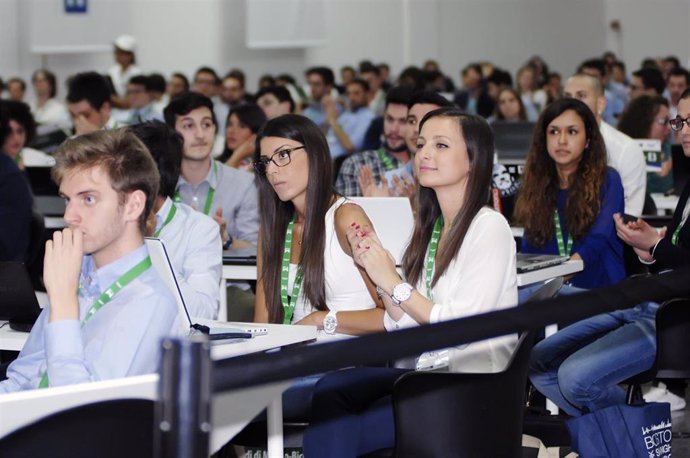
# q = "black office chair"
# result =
<box><xmin>25</xmin><ymin>210</ymin><xmax>46</xmax><ymax>291</ymax></box>
<box><xmin>624</xmin><ymin>297</ymin><xmax>690</xmax><ymax>404</ymax></box>
<box><xmin>391</xmin><ymin>331</ymin><xmax>535</xmax><ymax>458</ymax></box>
<box><xmin>0</xmin><ymin>398</ymin><xmax>154</xmax><ymax>458</ymax></box>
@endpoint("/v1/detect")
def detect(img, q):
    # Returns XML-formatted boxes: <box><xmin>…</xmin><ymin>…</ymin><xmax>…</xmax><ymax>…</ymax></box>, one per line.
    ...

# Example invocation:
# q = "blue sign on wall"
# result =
<box><xmin>64</xmin><ymin>0</ymin><xmax>88</xmax><ymax>14</ymax></box>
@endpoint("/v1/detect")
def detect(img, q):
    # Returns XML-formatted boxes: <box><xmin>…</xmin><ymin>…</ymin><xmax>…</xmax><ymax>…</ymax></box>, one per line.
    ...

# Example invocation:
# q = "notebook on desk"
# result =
<box><xmin>144</xmin><ymin>238</ymin><xmax>267</xmax><ymax>340</ymax></box>
<box><xmin>0</xmin><ymin>262</ymin><xmax>43</xmax><ymax>332</ymax></box>
<box><xmin>516</xmin><ymin>253</ymin><xmax>569</xmax><ymax>273</ymax></box>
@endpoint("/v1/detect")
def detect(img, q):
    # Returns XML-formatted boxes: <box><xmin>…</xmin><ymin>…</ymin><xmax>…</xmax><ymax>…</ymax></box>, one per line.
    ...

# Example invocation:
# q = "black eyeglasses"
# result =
<box><xmin>669</xmin><ymin>116</ymin><xmax>690</xmax><ymax>132</ymax></box>
<box><xmin>252</xmin><ymin>146</ymin><xmax>305</xmax><ymax>175</ymax></box>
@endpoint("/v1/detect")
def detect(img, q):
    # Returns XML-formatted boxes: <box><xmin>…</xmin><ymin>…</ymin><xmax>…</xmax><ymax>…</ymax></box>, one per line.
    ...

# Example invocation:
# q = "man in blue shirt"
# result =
<box><xmin>325</xmin><ymin>79</ymin><xmax>375</xmax><ymax>159</ymax></box>
<box><xmin>0</xmin><ymin>129</ymin><xmax>178</xmax><ymax>392</ymax></box>
<box><xmin>303</xmin><ymin>66</ymin><xmax>341</xmax><ymax>130</ymax></box>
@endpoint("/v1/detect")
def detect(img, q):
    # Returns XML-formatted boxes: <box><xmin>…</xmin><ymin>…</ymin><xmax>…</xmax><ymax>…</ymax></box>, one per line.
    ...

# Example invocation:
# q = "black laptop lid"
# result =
<box><xmin>492</xmin><ymin>121</ymin><xmax>536</xmax><ymax>163</ymax></box>
<box><xmin>0</xmin><ymin>262</ymin><xmax>42</xmax><ymax>322</ymax></box>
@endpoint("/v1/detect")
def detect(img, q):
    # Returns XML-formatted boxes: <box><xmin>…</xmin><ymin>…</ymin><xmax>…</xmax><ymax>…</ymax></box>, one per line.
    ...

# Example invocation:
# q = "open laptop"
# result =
<box><xmin>0</xmin><ymin>262</ymin><xmax>43</xmax><ymax>332</ymax></box>
<box><xmin>144</xmin><ymin>238</ymin><xmax>267</xmax><ymax>340</ymax></box>
<box><xmin>516</xmin><ymin>253</ymin><xmax>569</xmax><ymax>273</ymax></box>
<box><xmin>222</xmin><ymin>246</ymin><xmax>257</xmax><ymax>265</ymax></box>
<box><xmin>492</xmin><ymin>121</ymin><xmax>536</xmax><ymax>164</ymax></box>
<box><xmin>349</xmin><ymin>197</ymin><xmax>414</xmax><ymax>265</ymax></box>
<box><xmin>672</xmin><ymin>144</ymin><xmax>690</xmax><ymax>196</ymax></box>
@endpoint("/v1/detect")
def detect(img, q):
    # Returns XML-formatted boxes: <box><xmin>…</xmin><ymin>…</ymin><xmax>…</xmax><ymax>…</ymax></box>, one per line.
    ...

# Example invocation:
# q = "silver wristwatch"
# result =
<box><xmin>391</xmin><ymin>282</ymin><xmax>414</xmax><ymax>306</ymax></box>
<box><xmin>323</xmin><ymin>310</ymin><xmax>338</xmax><ymax>335</ymax></box>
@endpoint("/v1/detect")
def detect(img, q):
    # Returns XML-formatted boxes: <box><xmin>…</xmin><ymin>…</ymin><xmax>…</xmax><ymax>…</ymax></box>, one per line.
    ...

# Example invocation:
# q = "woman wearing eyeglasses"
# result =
<box><xmin>253</xmin><ymin>114</ymin><xmax>384</xmax><ymax>337</ymax></box>
<box><xmin>617</xmin><ymin>95</ymin><xmax>673</xmax><ymax>194</ymax></box>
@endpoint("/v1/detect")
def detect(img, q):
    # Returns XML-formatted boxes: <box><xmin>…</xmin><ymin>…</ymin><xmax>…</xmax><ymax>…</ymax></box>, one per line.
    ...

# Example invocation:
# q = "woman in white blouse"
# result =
<box><xmin>303</xmin><ymin>107</ymin><xmax>518</xmax><ymax>457</ymax></box>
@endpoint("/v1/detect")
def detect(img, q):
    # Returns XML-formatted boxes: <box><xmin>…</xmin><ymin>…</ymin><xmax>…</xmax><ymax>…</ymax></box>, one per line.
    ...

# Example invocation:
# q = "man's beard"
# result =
<box><xmin>383</xmin><ymin>135</ymin><xmax>409</xmax><ymax>153</ymax></box>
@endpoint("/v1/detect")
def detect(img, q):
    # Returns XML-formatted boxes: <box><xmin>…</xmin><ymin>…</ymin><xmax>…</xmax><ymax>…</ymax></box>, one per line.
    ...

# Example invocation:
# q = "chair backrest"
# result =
<box><xmin>392</xmin><ymin>331</ymin><xmax>535</xmax><ymax>458</ymax></box>
<box><xmin>655</xmin><ymin>298</ymin><xmax>690</xmax><ymax>379</ymax></box>
<box><xmin>0</xmin><ymin>399</ymin><xmax>154</xmax><ymax>458</ymax></box>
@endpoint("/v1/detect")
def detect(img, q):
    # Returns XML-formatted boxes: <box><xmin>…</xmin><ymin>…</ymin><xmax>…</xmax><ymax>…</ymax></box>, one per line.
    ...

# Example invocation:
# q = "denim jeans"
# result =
<box><xmin>528</xmin><ymin>302</ymin><xmax>659</xmax><ymax>416</ymax></box>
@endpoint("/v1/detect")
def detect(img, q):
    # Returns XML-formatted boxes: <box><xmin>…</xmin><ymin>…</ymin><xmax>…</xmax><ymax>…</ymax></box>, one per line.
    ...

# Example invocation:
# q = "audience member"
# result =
<box><xmin>339</xmin><ymin>65</ymin><xmax>356</xmax><ymax>88</ymax></box>
<box><xmin>630</xmin><ymin>67</ymin><xmax>665</xmax><ymax>99</ymax></box>
<box><xmin>125</xmin><ymin>75</ymin><xmax>164</xmax><ymax>124</ymax></box>
<box><xmin>544</xmin><ymin>72</ymin><xmax>562</xmax><ymax>104</ymax></box>
<box><xmin>164</xmin><ymin>92</ymin><xmax>259</xmax><ymax>320</ymax></box>
<box><xmin>257</xmin><ymin>74</ymin><xmax>275</xmax><ymax>89</ymax></box>
<box><xmin>148</xmin><ymin>73</ymin><xmax>168</xmax><ymax>114</ymax></box>
<box><xmin>666</xmin><ymin>67</ymin><xmax>690</xmax><ymax>118</ymax></box>
<box><xmin>335</xmin><ymin>86</ymin><xmax>413</xmax><ymax>196</ymax></box>
<box><xmin>255</xmin><ymin>86</ymin><xmax>295</xmax><ymax>119</ymax></box>
<box><xmin>360</xmin><ymin>64</ymin><xmax>386</xmax><ymax>116</ymax></box>
<box><xmin>192</xmin><ymin>67</ymin><xmax>220</xmax><ymax>100</ymax></box>
<box><xmin>217</xmin><ymin>70</ymin><xmax>253</xmax><ymax>134</ymax></box>
<box><xmin>219</xmin><ymin>104</ymin><xmax>267</xmax><ymax>168</ymax></box>
<box><xmin>491</xmin><ymin>87</ymin><xmax>528</xmax><ymax>123</ymax></box>
<box><xmin>378</xmin><ymin>62</ymin><xmax>392</xmax><ymax>91</ymax></box>
<box><xmin>304</xmin><ymin>108</ymin><xmax>518</xmax><ymax>456</ymax></box>
<box><xmin>131</xmin><ymin>120</ymin><xmax>222</xmax><ymax>320</ymax></box>
<box><xmin>528</xmin><ymin>90</ymin><xmax>690</xmax><ymax>418</ymax></box>
<box><xmin>167</xmin><ymin>72</ymin><xmax>190</xmax><ymax>99</ymax></box>
<box><xmin>0</xmin><ymin>102</ymin><xmax>33</xmax><ymax>263</ymax></box>
<box><xmin>610</xmin><ymin>61</ymin><xmax>627</xmax><ymax>86</ymax></box>
<box><xmin>578</xmin><ymin>58</ymin><xmax>626</xmax><ymax>125</ymax></box>
<box><xmin>66</xmin><ymin>71</ymin><xmax>120</xmax><ymax>135</ymax></box>
<box><xmin>0</xmin><ymin>129</ymin><xmax>178</xmax><ymax>392</ymax></box>
<box><xmin>1</xmin><ymin>100</ymin><xmax>37</xmax><ymax>169</ymax></box>
<box><xmin>107</xmin><ymin>35</ymin><xmax>142</xmax><ymax>109</ymax></box>
<box><xmin>7</xmin><ymin>78</ymin><xmax>26</xmax><ymax>102</ymax></box>
<box><xmin>303</xmin><ymin>66</ymin><xmax>339</xmax><ymax>129</ymax></box>
<box><xmin>617</xmin><ymin>95</ymin><xmax>673</xmax><ymax>194</ymax></box>
<box><xmin>325</xmin><ymin>78</ymin><xmax>375</xmax><ymax>159</ymax></box>
<box><xmin>30</xmin><ymin>69</ymin><xmax>71</xmax><ymax>130</ymax></box>
<box><xmin>454</xmin><ymin>62</ymin><xmax>494</xmax><ymax>118</ymax></box>
<box><xmin>564</xmin><ymin>73</ymin><xmax>647</xmax><ymax>216</ymax></box>
<box><xmin>516</xmin><ymin>63</ymin><xmax>547</xmax><ymax>121</ymax></box>
<box><xmin>516</xmin><ymin>98</ymin><xmax>625</xmax><ymax>289</ymax></box>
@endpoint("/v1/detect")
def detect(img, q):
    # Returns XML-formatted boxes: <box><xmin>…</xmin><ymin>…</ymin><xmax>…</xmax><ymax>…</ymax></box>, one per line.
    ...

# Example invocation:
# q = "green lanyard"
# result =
<box><xmin>281</xmin><ymin>218</ymin><xmax>303</xmax><ymax>325</ymax></box>
<box><xmin>376</xmin><ymin>148</ymin><xmax>396</xmax><ymax>172</ymax></box>
<box><xmin>154</xmin><ymin>203</ymin><xmax>177</xmax><ymax>237</ymax></box>
<box><xmin>425</xmin><ymin>217</ymin><xmax>443</xmax><ymax>301</ymax></box>
<box><xmin>671</xmin><ymin>207</ymin><xmax>689</xmax><ymax>246</ymax></box>
<box><xmin>174</xmin><ymin>162</ymin><xmax>217</xmax><ymax>215</ymax></box>
<box><xmin>553</xmin><ymin>210</ymin><xmax>573</xmax><ymax>257</ymax></box>
<box><xmin>38</xmin><ymin>256</ymin><xmax>153</xmax><ymax>389</ymax></box>
<box><xmin>14</xmin><ymin>152</ymin><xmax>22</xmax><ymax>165</ymax></box>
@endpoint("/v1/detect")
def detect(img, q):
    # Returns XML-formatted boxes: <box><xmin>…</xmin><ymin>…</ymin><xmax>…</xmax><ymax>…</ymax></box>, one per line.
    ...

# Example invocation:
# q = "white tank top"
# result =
<box><xmin>290</xmin><ymin>197</ymin><xmax>376</xmax><ymax>339</ymax></box>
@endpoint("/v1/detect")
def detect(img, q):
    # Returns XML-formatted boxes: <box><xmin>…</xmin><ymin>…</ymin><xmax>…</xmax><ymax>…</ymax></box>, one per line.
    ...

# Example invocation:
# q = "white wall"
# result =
<box><xmin>0</xmin><ymin>0</ymin><xmax>683</xmax><ymax>101</ymax></box>
<box><xmin>604</xmin><ymin>0</ymin><xmax>690</xmax><ymax>71</ymax></box>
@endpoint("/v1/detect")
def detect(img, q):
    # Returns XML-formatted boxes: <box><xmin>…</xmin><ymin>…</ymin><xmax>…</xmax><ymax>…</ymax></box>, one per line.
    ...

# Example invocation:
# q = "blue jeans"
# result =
<box><xmin>302</xmin><ymin>367</ymin><xmax>410</xmax><ymax>458</ymax></box>
<box><xmin>529</xmin><ymin>302</ymin><xmax>659</xmax><ymax>416</ymax></box>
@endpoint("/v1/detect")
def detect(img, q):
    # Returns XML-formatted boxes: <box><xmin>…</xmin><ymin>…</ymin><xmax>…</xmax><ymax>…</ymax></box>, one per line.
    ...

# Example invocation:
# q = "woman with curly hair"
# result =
<box><xmin>514</xmin><ymin>97</ymin><xmax>625</xmax><ymax>289</ymax></box>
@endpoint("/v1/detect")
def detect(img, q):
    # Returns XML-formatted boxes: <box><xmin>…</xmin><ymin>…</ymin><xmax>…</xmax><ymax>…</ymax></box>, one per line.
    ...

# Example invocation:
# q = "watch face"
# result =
<box><xmin>393</xmin><ymin>282</ymin><xmax>413</xmax><ymax>302</ymax></box>
<box><xmin>324</xmin><ymin>315</ymin><xmax>338</xmax><ymax>334</ymax></box>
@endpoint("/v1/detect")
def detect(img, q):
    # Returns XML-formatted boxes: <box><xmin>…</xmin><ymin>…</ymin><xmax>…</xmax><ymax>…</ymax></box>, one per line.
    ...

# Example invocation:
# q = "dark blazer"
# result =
<box><xmin>653</xmin><ymin>178</ymin><xmax>690</xmax><ymax>270</ymax></box>
<box><xmin>0</xmin><ymin>154</ymin><xmax>33</xmax><ymax>262</ymax></box>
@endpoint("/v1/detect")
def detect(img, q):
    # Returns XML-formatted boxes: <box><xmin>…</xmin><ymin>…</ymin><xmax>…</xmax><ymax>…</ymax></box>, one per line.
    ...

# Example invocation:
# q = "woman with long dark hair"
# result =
<box><xmin>253</xmin><ymin>114</ymin><xmax>383</xmax><ymax>335</ymax></box>
<box><xmin>617</xmin><ymin>95</ymin><xmax>673</xmax><ymax>194</ymax></box>
<box><xmin>492</xmin><ymin>87</ymin><xmax>528</xmax><ymax>123</ymax></box>
<box><xmin>219</xmin><ymin>104</ymin><xmax>266</xmax><ymax>169</ymax></box>
<box><xmin>303</xmin><ymin>108</ymin><xmax>518</xmax><ymax>457</ymax></box>
<box><xmin>515</xmin><ymin>97</ymin><xmax>625</xmax><ymax>288</ymax></box>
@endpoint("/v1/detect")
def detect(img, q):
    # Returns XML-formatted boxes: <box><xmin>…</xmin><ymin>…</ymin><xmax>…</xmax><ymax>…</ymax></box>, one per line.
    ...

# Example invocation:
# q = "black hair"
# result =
<box><xmin>397</xmin><ymin>66</ymin><xmax>425</xmax><ymax>92</ymax></box>
<box><xmin>227</xmin><ymin>104</ymin><xmax>267</xmax><ymax>135</ymax></box>
<box><xmin>407</xmin><ymin>90</ymin><xmax>455</xmax><ymax>110</ymax></box>
<box><xmin>170</xmin><ymin>72</ymin><xmax>190</xmax><ymax>92</ymax></box>
<box><xmin>258</xmin><ymin>74</ymin><xmax>275</xmax><ymax>88</ymax></box>
<box><xmin>7</xmin><ymin>78</ymin><xmax>26</xmax><ymax>92</ymax></box>
<box><xmin>255</xmin><ymin>86</ymin><xmax>295</xmax><ymax>113</ymax></box>
<box><xmin>0</xmin><ymin>100</ymin><xmax>37</xmax><ymax>147</ymax></box>
<box><xmin>305</xmin><ymin>67</ymin><xmax>335</xmax><ymax>87</ymax></box>
<box><xmin>194</xmin><ymin>67</ymin><xmax>220</xmax><ymax>84</ymax></box>
<box><xmin>664</xmin><ymin>56</ymin><xmax>681</xmax><ymax>69</ymax></box>
<box><xmin>669</xmin><ymin>67</ymin><xmax>690</xmax><ymax>86</ymax></box>
<box><xmin>148</xmin><ymin>73</ymin><xmax>167</xmax><ymax>93</ymax></box>
<box><xmin>254</xmin><ymin>114</ymin><xmax>335</xmax><ymax>323</ymax></box>
<box><xmin>163</xmin><ymin>91</ymin><xmax>217</xmax><ymax>129</ymax></box>
<box><xmin>461</xmin><ymin>63</ymin><xmax>483</xmax><ymax>77</ymax></box>
<box><xmin>276</xmin><ymin>74</ymin><xmax>297</xmax><ymax>86</ymax></box>
<box><xmin>66</xmin><ymin>72</ymin><xmax>112</xmax><ymax>110</ymax></box>
<box><xmin>128</xmin><ymin>75</ymin><xmax>151</xmax><ymax>90</ymax></box>
<box><xmin>32</xmin><ymin>69</ymin><xmax>57</xmax><ymax>98</ymax></box>
<box><xmin>129</xmin><ymin>120</ymin><xmax>183</xmax><ymax>198</ymax></box>
<box><xmin>633</xmin><ymin>67</ymin><xmax>666</xmax><ymax>95</ymax></box>
<box><xmin>346</xmin><ymin>78</ymin><xmax>369</xmax><ymax>93</ymax></box>
<box><xmin>360</xmin><ymin>63</ymin><xmax>380</xmax><ymax>77</ymax></box>
<box><xmin>578</xmin><ymin>58</ymin><xmax>607</xmax><ymax>78</ymax></box>
<box><xmin>224</xmin><ymin>69</ymin><xmax>246</xmax><ymax>89</ymax></box>
<box><xmin>384</xmin><ymin>86</ymin><xmax>414</xmax><ymax>109</ymax></box>
<box><xmin>486</xmin><ymin>68</ymin><xmax>513</xmax><ymax>88</ymax></box>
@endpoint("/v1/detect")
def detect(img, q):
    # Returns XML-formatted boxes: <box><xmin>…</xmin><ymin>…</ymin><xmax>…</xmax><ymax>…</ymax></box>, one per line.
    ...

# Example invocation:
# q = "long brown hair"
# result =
<box><xmin>514</xmin><ymin>98</ymin><xmax>608</xmax><ymax>246</ymax></box>
<box><xmin>402</xmin><ymin>109</ymin><xmax>495</xmax><ymax>288</ymax></box>
<box><xmin>254</xmin><ymin>115</ymin><xmax>334</xmax><ymax>323</ymax></box>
